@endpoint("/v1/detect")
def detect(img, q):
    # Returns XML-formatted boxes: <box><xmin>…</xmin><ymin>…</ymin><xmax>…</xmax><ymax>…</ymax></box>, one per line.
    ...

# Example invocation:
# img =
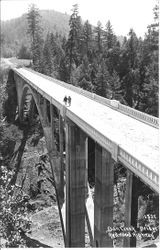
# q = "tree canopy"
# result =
<box><xmin>24</xmin><ymin>2</ymin><xmax>159</xmax><ymax>117</ymax></box>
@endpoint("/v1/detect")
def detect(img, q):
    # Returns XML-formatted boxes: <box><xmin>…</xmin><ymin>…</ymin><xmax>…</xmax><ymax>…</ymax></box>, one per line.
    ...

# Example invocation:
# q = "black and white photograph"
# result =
<box><xmin>0</xmin><ymin>0</ymin><xmax>159</xmax><ymax>248</ymax></box>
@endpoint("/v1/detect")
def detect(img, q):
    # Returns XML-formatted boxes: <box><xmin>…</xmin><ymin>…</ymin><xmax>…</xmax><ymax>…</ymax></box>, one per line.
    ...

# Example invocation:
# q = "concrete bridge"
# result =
<box><xmin>7</xmin><ymin>67</ymin><xmax>159</xmax><ymax>247</ymax></box>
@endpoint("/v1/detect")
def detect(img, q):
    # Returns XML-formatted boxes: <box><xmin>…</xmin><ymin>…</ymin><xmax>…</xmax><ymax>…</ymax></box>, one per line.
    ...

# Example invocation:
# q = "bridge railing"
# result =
<box><xmin>21</xmin><ymin>68</ymin><xmax>159</xmax><ymax>128</ymax></box>
<box><xmin>117</xmin><ymin>103</ymin><xmax>159</xmax><ymax>127</ymax></box>
<box><xmin>118</xmin><ymin>146</ymin><xmax>159</xmax><ymax>193</ymax></box>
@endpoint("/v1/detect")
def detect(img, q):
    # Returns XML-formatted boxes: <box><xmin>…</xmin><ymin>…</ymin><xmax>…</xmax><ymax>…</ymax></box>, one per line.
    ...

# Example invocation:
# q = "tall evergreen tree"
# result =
<box><xmin>106</xmin><ymin>46</ymin><xmax>121</xmax><ymax>75</ymax></box>
<box><xmin>121</xmin><ymin>29</ymin><xmax>139</xmax><ymax>107</ymax></box>
<box><xmin>95</xmin><ymin>60</ymin><xmax>110</xmax><ymax>97</ymax></box>
<box><xmin>107</xmin><ymin>70</ymin><xmax>124</xmax><ymax>102</ymax></box>
<box><xmin>104</xmin><ymin>20</ymin><xmax>116</xmax><ymax>50</ymax></box>
<box><xmin>94</xmin><ymin>21</ymin><xmax>103</xmax><ymax>54</ymax></box>
<box><xmin>42</xmin><ymin>33</ymin><xmax>54</xmax><ymax>76</ymax></box>
<box><xmin>27</xmin><ymin>4</ymin><xmax>43</xmax><ymax>71</ymax></box>
<box><xmin>82</xmin><ymin>20</ymin><xmax>93</xmax><ymax>58</ymax></box>
<box><xmin>66</xmin><ymin>4</ymin><xmax>82</xmax><ymax>81</ymax></box>
<box><xmin>127</xmin><ymin>29</ymin><xmax>139</xmax><ymax>69</ymax></box>
<box><xmin>49</xmin><ymin>32</ymin><xmax>64</xmax><ymax>77</ymax></box>
<box><xmin>71</xmin><ymin>56</ymin><xmax>94</xmax><ymax>91</ymax></box>
<box><xmin>58</xmin><ymin>55</ymin><xmax>70</xmax><ymax>82</ymax></box>
<box><xmin>141</xmin><ymin>2</ymin><xmax>159</xmax><ymax>116</ymax></box>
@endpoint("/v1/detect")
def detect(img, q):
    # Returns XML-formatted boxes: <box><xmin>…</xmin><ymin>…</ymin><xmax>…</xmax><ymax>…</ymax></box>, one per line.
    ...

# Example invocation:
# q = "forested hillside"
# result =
<box><xmin>1</xmin><ymin>10</ymin><xmax>70</xmax><ymax>57</ymax></box>
<box><xmin>24</xmin><ymin>3</ymin><xmax>158</xmax><ymax>117</ymax></box>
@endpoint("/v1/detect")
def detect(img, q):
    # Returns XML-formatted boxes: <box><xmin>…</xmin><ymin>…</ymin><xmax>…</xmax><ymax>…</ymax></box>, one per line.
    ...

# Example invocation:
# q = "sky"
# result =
<box><xmin>0</xmin><ymin>0</ymin><xmax>157</xmax><ymax>37</ymax></box>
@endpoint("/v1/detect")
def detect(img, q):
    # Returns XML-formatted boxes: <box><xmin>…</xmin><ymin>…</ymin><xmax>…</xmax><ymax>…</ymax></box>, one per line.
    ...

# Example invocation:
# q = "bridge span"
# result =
<box><xmin>8</xmin><ymin>67</ymin><xmax>159</xmax><ymax>247</ymax></box>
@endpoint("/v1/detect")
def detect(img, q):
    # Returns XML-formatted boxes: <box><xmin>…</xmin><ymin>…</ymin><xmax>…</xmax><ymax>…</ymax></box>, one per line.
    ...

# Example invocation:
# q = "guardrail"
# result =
<box><xmin>118</xmin><ymin>147</ymin><xmax>159</xmax><ymax>193</ymax></box>
<box><xmin>17</xmin><ymin>67</ymin><xmax>159</xmax><ymax>128</ymax></box>
<box><xmin>118</xmin><ymin>103</ymin><xmax>159</xmax><ymax>128</ymax></box>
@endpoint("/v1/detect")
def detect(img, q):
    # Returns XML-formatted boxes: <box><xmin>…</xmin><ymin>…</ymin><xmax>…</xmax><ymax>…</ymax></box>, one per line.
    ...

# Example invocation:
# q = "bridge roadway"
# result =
<box><xmin>14</xmin><ymin>67</ymin><xmax>159</xmax><ymax>193</ymax></box>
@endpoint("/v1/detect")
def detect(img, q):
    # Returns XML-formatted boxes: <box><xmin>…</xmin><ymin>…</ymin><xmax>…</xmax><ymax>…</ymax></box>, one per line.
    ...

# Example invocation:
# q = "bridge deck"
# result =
<box><xmin>15</xmin><ymin>68</ymin><xmax>159</xmax><ymax>189</ymax></box>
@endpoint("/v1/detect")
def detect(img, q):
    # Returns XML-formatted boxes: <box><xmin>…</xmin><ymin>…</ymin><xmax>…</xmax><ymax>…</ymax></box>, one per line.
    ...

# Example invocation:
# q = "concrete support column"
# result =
<box><xmin>58</xmin><ymin>113</ymin><xmax>64</xmax><ymax>207</ymax></box>
<box><xmin>94</xmin><ymin>143</ymin><xmax>114</xmax><ymax>247</ymax></box>
<box><xmin>85</xmin><ymin>137</ymin><xmax>88</xmax><ymax>199</ymax></box>
<box><xmin>50</xmin><ymin>103</ymin><xmax>55</xmax><ymax>139</ymax></box>
<box><xmin>123</xmin><ymin>170</ymin><xmax>139</xmax><ymax>247</ymax></box>
<box><xmin>65</xmin><ymin>120</ymin><xmax>86</xmax><ymax>247</ymax></box>
<box><xmin>88</xmin><ymin>137</ymin><xmax>95</xmax><ymax>184</ymax></box>
<box><xmin>29</xmin><ymin>98</ymin><xmax>35</xmax><ymax>121</ymax></box>
<box><xmin>85</xmin><ymin>138</ymin><xmax>95</xmax><ymax>246</ymax></box>
<box><xmin>15</xmin><ymin>75</ymin><xmax>25</xmax><ymax>120</ymax></box>
<box><xmin>43</xmin><ymin>98</ymin><xmax>49</xmax><ymax>125</ymax></box>
<box><xmin>39</xmin><ymin>99</ymin><xmax>61</xmax><ymax>192</ymax></box>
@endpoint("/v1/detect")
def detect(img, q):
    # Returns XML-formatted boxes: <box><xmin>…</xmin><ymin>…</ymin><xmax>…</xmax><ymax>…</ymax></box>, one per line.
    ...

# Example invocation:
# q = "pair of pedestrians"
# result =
<box><xmin>63</xmin><ymin>96</ymin><xmax>71</xmax><ymax>106</ymax></box>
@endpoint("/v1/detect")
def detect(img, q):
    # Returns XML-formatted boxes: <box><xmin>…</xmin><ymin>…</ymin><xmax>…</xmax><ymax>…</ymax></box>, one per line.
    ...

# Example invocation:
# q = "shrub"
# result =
<box><xmin>0</xmin><ymin>123</ymin><xmax>22</xmax><ymax>164</ymax></box>
<box><xmin>0</xmin><ymin>166</ymin><xmax>31</xmax><ymax>248</ymax></box>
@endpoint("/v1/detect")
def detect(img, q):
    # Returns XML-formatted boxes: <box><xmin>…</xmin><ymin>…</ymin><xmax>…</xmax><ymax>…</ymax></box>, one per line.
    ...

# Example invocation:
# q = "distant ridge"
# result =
<box><xmin>1</xmin><ymin>9</ymin><xmax>124</xmax><ymax>57</ymax></box>
<box><xmin>1</xmin><ymin>10</ymin><xmax>70</xmax><ymax>51</ymax></box>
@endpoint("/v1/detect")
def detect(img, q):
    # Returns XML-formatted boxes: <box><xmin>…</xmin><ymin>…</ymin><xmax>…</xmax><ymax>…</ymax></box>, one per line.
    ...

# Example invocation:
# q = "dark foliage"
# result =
<box><xmin>3</xmin><ymin>70</ymin><xmax>18</xmax><ymax>123</ymax></box>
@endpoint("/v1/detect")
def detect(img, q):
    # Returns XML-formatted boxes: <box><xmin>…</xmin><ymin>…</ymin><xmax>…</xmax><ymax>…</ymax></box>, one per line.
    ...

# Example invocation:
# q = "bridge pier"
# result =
<box><xmin>88</xmin><ymin>137</ymin><xmax>95</xmax><ymax>185</ymax></box>
<box><xmin>124</xmin><ymin>170</ymin><xmax>139</xmax><ymax>247</ymax></box>
<box><xmin>94</xmin><ymin>143</ymin><xmax>114</xmax><ymax>247</ymax></box>
<box><xmin>65</xmin><ymin>120</ymin><xmax>86</xmax><ymax>247</ymax></box>
<box><xmin>59</xmin><ymin>113</ymin><xmax>65</xmax><ymax>206</ymax></box>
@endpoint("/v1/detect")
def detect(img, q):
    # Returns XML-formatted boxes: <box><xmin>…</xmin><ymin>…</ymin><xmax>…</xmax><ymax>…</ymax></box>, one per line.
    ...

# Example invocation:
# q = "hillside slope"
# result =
<box><xmin>1</xmin><ymin>10</ymin><xmax>70</xmax><ymax>56</ymax></box>
<box><xmin>1</xmin><ymin>9</ymin><xmax>70</xmax><ymax>39</ymax></box>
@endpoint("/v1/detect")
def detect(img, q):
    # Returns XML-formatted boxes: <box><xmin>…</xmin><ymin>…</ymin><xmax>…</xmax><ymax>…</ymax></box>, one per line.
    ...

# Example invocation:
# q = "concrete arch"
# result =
<box><xmin>18</xmin><ymin>83</ymin><xmax>43</xmax><ymax>124</ymax></box>
<box><xmin>17</xmin><ymin>82</ymin><xmax>61</xmax><ymax>177</ymax></box>
<box><xmin>14</xmin><ymin>75</ymin><xmax>66</xmax><ymax>240</ymax></box>
<box><xmin>19</xmin><ymin>83</ymin><xmax>65</xmax><ymax>157</ymax></box>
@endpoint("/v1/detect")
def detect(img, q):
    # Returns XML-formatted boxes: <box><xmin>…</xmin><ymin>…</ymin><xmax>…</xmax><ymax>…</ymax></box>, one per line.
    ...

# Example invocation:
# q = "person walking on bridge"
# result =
<box><xmin>63</xmin><ymin>96</ymin><xmax>67</xmax><ymax>105</ymax></box>
<box><xmin>68</xmin><ymin>96</ymin><xmax>71</xmax><ymax>106</ymax></box>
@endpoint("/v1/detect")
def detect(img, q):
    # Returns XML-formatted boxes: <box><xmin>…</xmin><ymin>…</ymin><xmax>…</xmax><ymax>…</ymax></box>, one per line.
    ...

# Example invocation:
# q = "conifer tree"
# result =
<box><xmin>141</xmin><ymin>2</ymin><xmax>159</xmax><ymax>116</ymax></box>
<box><xmin>105</xmin><ymin>46</ymin><xmax>121</xmax><ymax>75</ymax></box>
<box><xmin>94</xmin><ymin>21</ymin><xmax>103</xmax><ymax>54</ymax></box>
<box><xmin>58</xmin><ymin>56</ymin><xmax>70</xmax><ymax>82</ymax></box>
<box><xmin>66</xmin><ymin>4</ymin><xmax>82</xmax><ymax>81</ymax></box>
<box><xmin>104</xmin><ymin>20</ymin><xmax>116</xmax><ymax>50</ymax></box>
<box><xmin>107</xmin><ymin>71</ymin><xmax>124</xmax><ymax>102</ymax></box>
<box><xmin>50</xmin><ymin>32</ymin><xmax>64</xmax><ymax>77</ymax></box>
<box><xmin>42</xmin><ymin>33</ymin><xmax>54</xmax><ymax>76</ymax></box>
<box><xmin>27</xmin><ymin>4</ymin><xmax>43</xmax><ymax>71</ymax></box>
<box><xmin>71</xmin><ymin>56</ymin><xmax>94</xmax><ymax>91</ymax></box>
<box><xmin>82</xmin><ymin>20</ymin><xmax>93</xmax><ymax>58</ymax></box>
<box><xmin>95</xmin><ymin>60</ymin><xmax>110</xmax><ymax>97</ymax></box>
<box><xmin>121</xmin><ymin>29</ymin><xmax>139</xmax><ymax>107</ymax></box>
